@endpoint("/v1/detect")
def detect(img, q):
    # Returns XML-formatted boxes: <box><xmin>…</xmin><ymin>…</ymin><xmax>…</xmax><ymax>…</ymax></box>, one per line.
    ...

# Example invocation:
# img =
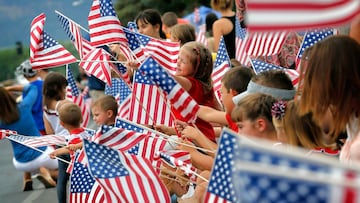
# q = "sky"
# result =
<box><xmin>0</xmin><ymin>0</ymin><xmax>90</xmax><ymax>49</ymax></box>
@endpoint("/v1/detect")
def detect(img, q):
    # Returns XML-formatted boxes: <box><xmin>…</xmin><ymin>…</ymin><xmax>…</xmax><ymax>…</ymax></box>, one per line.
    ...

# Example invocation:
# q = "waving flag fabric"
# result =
<box><xmin>212</xmin><ymin>36</ymin><xmax>230</xmax><ymax>94</ymax></box>
<box><xmin>140</xmin><ymin>57</ymin><xmax>199</xmax><ymax>123</ymax></box>
<box><xmin>0</xmin><ymin>129</ymin><xmax>17</xmax><ymax>140</ymax></box>
<box><xmin>196</xmin><ymin>24</ymin><xmax>208</xmax><ymax>47</ymax></box>
<box><xmin>235</xmin><ymin>16</ymin><xmax>249</xmax><ymax>65</ymax></box>
<box><xmin>29</xmin><ymin>13</ymin><xmax>77</xmax><ymax>69</ymax></box>
<box><xmin>127</xmin><ymin>21</ymin><xmax>138</xmax><ymax>32</ymax></box>
<box><xmin>250</xmin><ymin>59</ymin><xmax>299</xmax><ymax>87</ymax></box>
<box><xmin>296</xmin><ymin>28</ymin><xmax>336</xmax><ymax>66</ymax></box>
<box><xmin>78</xmin><ymin>48</ymin><xmax>113</xmax><ymax>86</ymax></box>
<box><xmin>88</xmin><ymin>0</ymin><xmax>127</xmax><ymax>47</ymax></box>
<box><xmin>134</xmin><ymin>32</ymin><xmax>180</xmax><ymax>74</ymax></box>
<box><xmin>57</xmin><ymin>14</ymin><xmax>93</xmax><ymax>58</ymax></box>
<box><xmin>124</xmin><ymin>29</ymin><xmax>146</xmax><ymax>62</ymax></box>
<box><xmin>66</xmin><ymin>65</ymin><xmax>90</xmax><ymax>127</ymax></box>
<box><xmin>7</xmin><ymin>134</ymin><xmax>66</xmax><ymax>148</ymax></box>
<box><xmin>70</xmin><ymin>161</ymin><xmax>105</xmax><ymax>203</ymax></box>
<box><xmin>92</xmin><ymin>125</ymin><xmax>147</xmax><ymax>151</ymax></box>
<box><xmin>246</xmin><ymin>0</ymin><xmax>360</xmax><ymax>31</ymax></box>
<box><xmin>84</xmin><ymin>140</ymin><xmax>171</xmax><ymax>203</ymax></box>
<box><xmin>105</xmin><ymin>78</ymin><xmax>132</xmax><ymax>119</ymax></box>
<box><xmin>245</xmin><ymin>31</ymin><xmax>288</xmax><ymax>57</ymax></box>
<box><xmin>129</xmin><ymin>70</ymin><xmax>174</xmax><ymax>126</ymax></box>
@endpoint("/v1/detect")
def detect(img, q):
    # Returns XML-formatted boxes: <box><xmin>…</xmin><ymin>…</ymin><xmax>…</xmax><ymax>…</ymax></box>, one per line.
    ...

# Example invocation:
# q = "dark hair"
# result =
<box><xmin>222</xmin><ymin>66</ymin><xmax>254</xmax><ymax>94</ymax></box>
<box><xmin>205</xmin><ymin>13</ymin><xmax>218</xmax><ymax>36</ymax></box>
<box><xmin>0</xmin><ymin>87</ymin><xmax>19</xmax><ymax>124</ymax></box>
<box><xmin>253</xmin><ymin>70</ymin><xmax>294</xmax><ymax>90</ymax></box>
<box><xmin>43</xmin><ymin>72</ymin><xmax>68</xmax><ymax>107</ymax></box>
<box><xmin>135</xmin><ymin>9</ymin><xmax>166</xmax><ymax>39</ymax></box>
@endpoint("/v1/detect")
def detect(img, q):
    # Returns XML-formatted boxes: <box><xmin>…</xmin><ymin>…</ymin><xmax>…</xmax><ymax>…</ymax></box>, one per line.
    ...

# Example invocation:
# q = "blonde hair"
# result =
<box><xmin>58</xmin><ymin>103</ymin><xmax>82</xmax><ymax>127</ymax></box>
<box><xmin>91</xmin><ymin>95</ymin><xmax>118</xmax><ymax>116</ymax></box>
<box><xmin>170</xmin><ymin>24</ymin><xmax>196</xmax><ymax>46</ymax></box>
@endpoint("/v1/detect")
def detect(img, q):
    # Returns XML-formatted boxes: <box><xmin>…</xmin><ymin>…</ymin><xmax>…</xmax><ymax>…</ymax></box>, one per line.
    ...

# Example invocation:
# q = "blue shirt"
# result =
<box><xmin>23</xmin><ymin>80</ymin><xmax>45</xmax><ymax>131</ymax></box>
<box><xmin>0</xmin><ymin>85</ymin><xmax>46</xmax><ymax>163</ymax></box>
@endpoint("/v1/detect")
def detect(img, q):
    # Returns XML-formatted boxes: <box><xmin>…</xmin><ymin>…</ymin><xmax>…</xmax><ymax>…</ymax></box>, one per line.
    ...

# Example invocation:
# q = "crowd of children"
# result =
<box><xmin>1</xmin><ymin>2</ymin><xmax>360</xmax><ymax>203</ymax></box>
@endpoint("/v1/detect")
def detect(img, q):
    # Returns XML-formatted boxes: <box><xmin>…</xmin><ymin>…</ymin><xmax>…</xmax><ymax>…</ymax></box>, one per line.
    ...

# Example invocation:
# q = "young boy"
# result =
<box><xmin>49</xmin><ymin>103</ymin><xmax>90</xmax><ymax>158</ymax></box>
<box><xmin>91</xmin><ymin>95</ymin><xmax>118</xmax><ymax>127</ymax></box>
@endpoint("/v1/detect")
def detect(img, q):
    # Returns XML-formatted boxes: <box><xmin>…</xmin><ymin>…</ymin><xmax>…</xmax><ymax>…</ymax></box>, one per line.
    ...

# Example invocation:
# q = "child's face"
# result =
<box><xmin>137</xmin><ymin>20</ymin><xmax>159</xmax><ymax>39</ymax></box>
<box><xmin>220</xmin><ymin>83</ymin><xmax>235</xmax><ymax>114</ymax></box>
<box><xmin>236</xmin><ymin>119</ymin><xmax>259</xmax><ymax>137</ymax></box>
<box><xmin>91</xmin><ymin>106</ymin><xmax>111</xmax><ymax>126</ymax></box>
<box><xmin>176</xmin><ymin>48</ymin><xmax>195</xmax><ymax>77</ymax></box>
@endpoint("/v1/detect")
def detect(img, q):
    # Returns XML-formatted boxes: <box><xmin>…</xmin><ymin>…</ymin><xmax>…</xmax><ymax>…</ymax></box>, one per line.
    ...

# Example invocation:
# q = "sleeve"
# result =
<box><xmin>21</xmin><ymin>84</ymin><xmax>38</xmax><ymax>108</ymax></box>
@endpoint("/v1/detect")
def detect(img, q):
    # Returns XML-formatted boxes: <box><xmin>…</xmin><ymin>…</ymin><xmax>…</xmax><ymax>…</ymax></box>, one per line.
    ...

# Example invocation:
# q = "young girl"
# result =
<box><xmin>0</xmin><ymin>86</ymin><xmax>57</xmax><ymax>191</ymax></box>
<box><xmin>211</xmin><ymin>0</ymin><xmax>236</xmax><ymax>58</ymax></box>
<box><xmin>170</xmin><ymin>24</ymin><xmax>196</xmax><ymax>46</ymax></box>
<box><xmin>298</xmin><ymin>35</ymin><xmax>360</xmax><ymax>164</ymax></box>
<box><xmin>135</xmin><ymin>9</ymin><xmax>166</xmax><ymax>40</ymax></box>
<box><xmin>231</xmin><ymin>93</ymin><xmax>278</xmax><ymax>141</ymax></box>
<box><xmin>42</xmin><ymin>72</ymin><xmax>70</xmax><ymax>203</ymax></box>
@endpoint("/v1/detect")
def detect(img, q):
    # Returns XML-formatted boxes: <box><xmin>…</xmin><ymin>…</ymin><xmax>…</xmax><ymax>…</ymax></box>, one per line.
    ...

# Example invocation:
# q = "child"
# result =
<box><xmin>170</xmin><ymin>24</ymin><xmax>196</xmax><ymax>46</ymax></box>
<box><xmin>135</xmin><ymin>9</ymin><xmax>166</xmax><ymax>39</ymax></box>
<box><xmin>231</xmin><ymin>93</ymin><xmax>278</xmax><ymax>141</ymax></box>
<box><xmin>42</xmin><ymin>72</ymin><xmax>70</xmax><ymax>203</ymax></box>
<box><xmin>197</xmin><ymin>66</ymin><xmax>254</xmax><ymax>133</ymax></box>
<box><xmin>91</xmin><ymin>95</ymin><xmax>118</xmax><ymax>127</ymax></box>
<box><xmin>49</xmin><ymin>103</ymin><xmax>90</xmax><ymax>158</ymax></box>
<box><xmin>298</xmin><ymin>35</ymin><xmax>360</xmax><ymax>164</ymax></box>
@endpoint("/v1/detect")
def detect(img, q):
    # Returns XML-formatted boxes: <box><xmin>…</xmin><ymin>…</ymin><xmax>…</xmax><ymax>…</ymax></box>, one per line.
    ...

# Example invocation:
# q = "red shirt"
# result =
<box><xmin>173</xmin><ymin>77</ymin><xmax>218</xmax><ymax>143</ymax></box>
<box><xmin>68</xmin><ymin>128</ymin><xmax>85</xmax><ymax>145</ymax></box>
<box><xmin>225</xmin><ymin>113</ymin><xmax>238</xmax><ymax>132</ymax></box>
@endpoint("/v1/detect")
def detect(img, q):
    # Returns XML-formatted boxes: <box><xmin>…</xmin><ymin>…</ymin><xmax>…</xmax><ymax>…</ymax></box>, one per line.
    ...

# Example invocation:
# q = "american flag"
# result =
<box><xmin>105</xmin><ymin>78</ymin><xmax>132</xmax><ymax>119</ymax></box>
<box><xmin>124</xmin><ymin>29</ymin><xmax>146</xmax><ymax>62</ymax></box>
<box><xmin>57</xmin><ymin>14</ymin><xmax>93</xmax><ymax>58</ymax></box>
<box><xmin>245</xmin><ymin>31</ymin><xmax>288</xmax><ymax>57</ymax></box>
<box><xmin>140</xmin><ymin>57</ymin><xmax>199</xmax><ymax>123</ymax></box>
<box><xmin>69</xmin><ymin>161</ymin><xmax>105</xmax><ymax>203</ymax></box>
<box><xmin>196</xmin><ymin>24</ymin><xmax>208</xmax><ymax>49</ymax></box>
<box><xmin>66</xmin><ymin>65</ymin><xmax>91</xmax><ymax>127</ymax></box>
<box><xmin>29</xmin><ymin>13</ymin><xmax>77</xmax><ymax>69</ymax></box>
<box><xmin>235</xmin><ymin>15</ymin><xmax>249</xmax><ymax>65</ymax></box>
<box><xmin>246</xmin><ymin>0</ymin><xmax>360</xmax><ymax>31</ymax></box>
<box><xmin>230</xmin><ymin>129</ymin><xmax>360</xmax><ymax>203</ymax></box>
<box><xmin>78</xmin><ymin>48</ymin><xmax>113</xmax><ymax>86</ymax></box>
<box><xmin>7</xmin><ymin>134</ymin><xmax>66</xmax><ymax>148</ymax></box>
<box><xmin>88</xmin><ymin>0</ymin><xmax>127</xmax><ymax>47</ymax></box>
<box><xmin>250</xmin><ymin>59</ymin><xmax>300</xmax><ymax>87</ymax></box>
<box><xmin>0</xmin><ymin>129</ymin><xmax>17</xmax><ymax>140</ymax></box>
<box><xmin>156</xmin><ymin>149</ymin><xmax>197</xmax><ymax>182</ymax></box>
<box><xmin>115</xmin><ymin>118</ymin><xmax>167</xmax><ymax>174</ymax></box>
<box><xmin>129</xmin><ymin>70</ymin><xmax>174</xmax><ymax>126</ymax></box>
<box><xmin>127</xmin><ymin>21</ymin><xmax>138</xmax><ymax>32</ymax></box>
<box><xmin>212</xmin><ymin>36</ymin><xmax>231</xmax><ymax>95</ymax></box>
<box><xmin>296</xmin><ymin>28</ymin><xmax>336</xmax><ymax>67</ymax></box>
<box><xmin>92</xmin><ymin>125</ymin><xmax>147</xmax><ymax>151</ymax></box>
<box><xmin>134</xmin><ymin>32</ymin><xmax>180</xmax><ymax>74</ymax></box>
<box><xmin>84</xmin><ymin>139</ymin><xmax>171</xmax><ymax>202</ymax></box>
<box><xmin>114</xmin><ymin>63</ymin><xmax>132</xmax><ymax>87</ymax></box>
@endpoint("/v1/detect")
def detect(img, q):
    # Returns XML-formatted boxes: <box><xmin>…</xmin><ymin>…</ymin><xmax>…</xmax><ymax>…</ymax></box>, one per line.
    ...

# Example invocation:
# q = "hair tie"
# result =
<box><xmin>271</xmin><ymin>100</ymin><xmax>287</xmax><ymax>119</ymax></box>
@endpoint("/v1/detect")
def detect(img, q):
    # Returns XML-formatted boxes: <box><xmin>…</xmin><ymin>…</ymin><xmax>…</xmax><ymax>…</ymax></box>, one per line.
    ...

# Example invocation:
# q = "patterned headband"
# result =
<box><xmin>271</xmin><ymin>100</ymin><xmax>287</xmax><ymax>120</ymax></box>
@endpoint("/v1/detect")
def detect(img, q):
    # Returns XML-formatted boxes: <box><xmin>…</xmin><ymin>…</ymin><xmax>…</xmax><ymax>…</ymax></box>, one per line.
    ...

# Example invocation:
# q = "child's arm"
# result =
<box><xmin>180</xmin><ymin>125</ymin><xmax>217</xmax><ymax>155</ymax></box>
<box><xmin>67</xmin><ymin>142</ymin><xmax>83</xmax><ymax>151</ymax></box>
<box><xmin>198</xmin><ymin>105</ymin><xmax>228</xmax><ymax>125</ymax></box>
<box><xmin>49</xmin><ymin>147</ymin><xmax>70</xmax><ymax>159</ymax></box>
<box><xmin>154</xmin><ymin>124</ymin><xmax>177</xmax><ymax>135</ymax></box>
<box><xmin>176</xmin><ymin>140</ymin><xmax>214</xmax><ymax>171</ymax></box>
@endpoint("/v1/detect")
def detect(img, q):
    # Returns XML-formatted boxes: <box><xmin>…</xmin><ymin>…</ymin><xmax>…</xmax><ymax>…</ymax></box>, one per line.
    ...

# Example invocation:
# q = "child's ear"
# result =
<box><xmin>106</xmin><ymin>110</ymin><xmax>114</xmax><ymax>118</ymax></box>
<box><xmin>229</xmin><ymin>88</ymin><xmax>238</xmax><ymax>96</ymax></box>
<box><xmin>255</xmin><ymin>118</ymin><xmax>267</xmax><ymax>132</ymax></box>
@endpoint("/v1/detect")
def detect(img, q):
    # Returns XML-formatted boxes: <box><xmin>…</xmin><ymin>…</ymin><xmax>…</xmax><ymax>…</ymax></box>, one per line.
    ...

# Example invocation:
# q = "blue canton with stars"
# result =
<box><xmin>67</xmin><ymin>65</ymin><xmax>80</xmax><ymax>96</ymax></box>
<box><xmin>235</xmin><ymin>16</ymin><xmax>247</xmax><ymax>40</ymax></box>
<box><xmin>228</xmin><ymin>130</ymin><xmax>337</xmax><ymax>203</ymax></box>
<box><xmin>84</xmin><ymin>139</ymin><xmax>129</xmax><ymax>179</ymax></box>
<box><xmin>124</xmin><ymin>29</ymin><xmax>142</xmax><ymax>51</ymax></box>
<box><xmin>134</xmin><ymin>32</ymin><xmax>151</xmax><ymax>46</ymax></box>
<box><xmin>100</xmin><ymin>125</ymin><xmax>115</xmax><ymax>134</ymax></box>
<box><xmin>250</xmin><ymin>59</ymin><xmax>283</xmax><ymax>74</ymax></box>
<box><xmin>105</xmin><ymin>78</ymin><xmax>131</xmax><ymax>103</ymax></box>
<box><xmin>297</xmin><ymin>28</ymin><xmax>334</xmax><ymax>60</ymax></box>
<box><xmin>134</xmin><ymin>68</ymin><xmax>156</xmax><ymax>86</ymax></box>
<box><xmin>42</xmin><ymin>31</ymin><xmax>60</xmax><ymax>49</ymax></box>
<box><xmin>99</xmin><ymin>0</ymin><xmax>117</xmax><ymax>17</ymax></box>
<box><xmin>70</xmin><ymin>162</ymin><xmax>95</xmax><ymax>193</ymax></box>
<box><xmin>214</xmin><ymin>36</ymin><xmax>230</xmax><ymax>68</ymax></box>
<box><xmin>140</xmin><ymin>57</ymin><xmax>177</xmax><ymax>93</ymax></box>
<box><xmin>57</xmin><ymin>15</ymin><xmax>75</xmax><ymax>42</ymax></box>
<box><xmin>127</xmin><ymin>21</ymin><xmax>138</xmax><ymax>32</ymax></box>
